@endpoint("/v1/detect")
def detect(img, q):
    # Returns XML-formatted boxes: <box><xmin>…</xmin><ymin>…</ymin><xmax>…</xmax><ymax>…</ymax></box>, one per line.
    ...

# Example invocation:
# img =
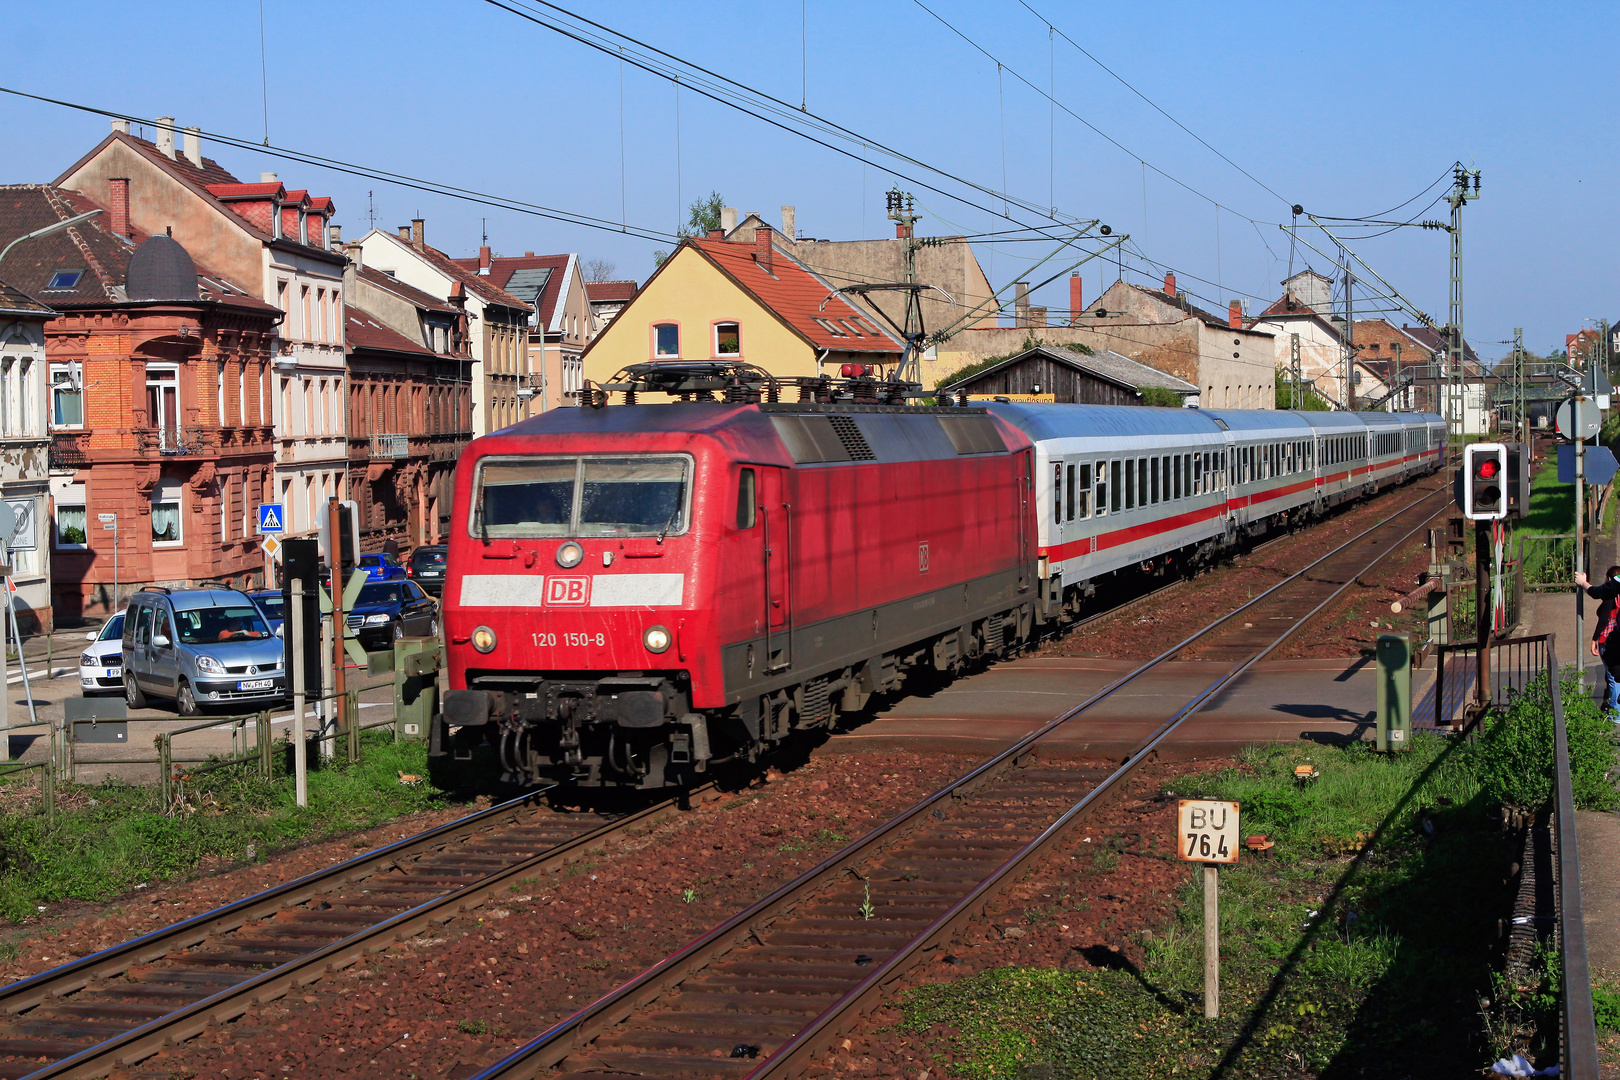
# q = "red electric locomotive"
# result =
<box><xmin>436</xmin><ymin>364</ymin><xmax>1036</xmax><ymax>788</ymax></box>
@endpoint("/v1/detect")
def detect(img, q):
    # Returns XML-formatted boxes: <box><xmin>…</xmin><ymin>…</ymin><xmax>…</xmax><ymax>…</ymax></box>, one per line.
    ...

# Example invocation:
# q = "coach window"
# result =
<box><xmin>736</xmin><ymin>468</ymin><xmax>756</xmax><ymax>529</ymax></box>
<box><xmin>1182</xmin><ymin>453</ymin><xmax>1191</xmax><ymax>498</ymax></box>
<box><xmin>654</xmin><ymin>323</ymin><xmax>680</xmax><ymax>358</ymax></box>
<box><xmin>1193</xmin><ymin>453</ymin><xmax>1203</xmax><ymax>495</ymax></box>
<box><xmin>1172</xmin><ymin>456</ymin><xmax>1182</xmax><ymax>500</ymax></box>
<box><xmin>1124</xmin><ymin>459</ymin><xmax>1135</xmax><ymax>510</ymax></box>
<box><xmin>1065</xmin><ymin>463</ymin><xmax>1077</xmax><ymax>522</ymax></box>
<box><xmin>1138</xmin><ymin>459</ymin><xmax>1148</xmax><ymax>508</ymax></box>
<box><xmin>1149</xmin><ymin>457</ymin><xmax>1159</xmax><ymax>504</ymax></box>
<box><xmin>1053</xmin><ymin>463</ymin><xmax>1063</xmax><ymax>524</ymax></box>
<box><xmin>1076</xmin><ymin>464</ymin><xmax>1091</xmax><ymax>518</ymax></box>
<box><xmin>1097</xmin><ymin>460</ymin><xmax>1110</xmax><ymax>515</ymax></box>
<box><xmin>1109</xmin><ymin>460</ymin><xmax>1120</xmax><ymax>513</ymax></box>
<box><xmin>1161</xmin><ymin>457</ymin><xmax>1171</xmax><ymax>502</ymax></box>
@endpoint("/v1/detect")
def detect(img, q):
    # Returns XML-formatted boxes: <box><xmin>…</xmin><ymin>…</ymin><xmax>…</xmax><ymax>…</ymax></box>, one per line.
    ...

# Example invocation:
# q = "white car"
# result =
<box><xmin>78</xmin><ymin>610</ymin><xmax>127</xmax><ymax>695</ymax></box>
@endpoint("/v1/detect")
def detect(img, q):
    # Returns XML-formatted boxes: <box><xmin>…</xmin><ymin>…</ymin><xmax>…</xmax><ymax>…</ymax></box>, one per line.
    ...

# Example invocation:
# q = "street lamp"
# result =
<box><xmin>0</xmin><ymin>209</ymin><xmax>104</xmax><ymax>267</ymax></box>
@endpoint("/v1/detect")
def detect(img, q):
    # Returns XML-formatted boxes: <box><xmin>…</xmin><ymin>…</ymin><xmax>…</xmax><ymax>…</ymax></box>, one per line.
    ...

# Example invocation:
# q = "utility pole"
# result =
<box><xmin>1342</xmin><ymin>262</ymin><xmax>1356</xmax><ymax>411</ymax></box>
<box><xmin>1423</xmin><ymin>165</ymin><xmax>1480</xmax><ymax>441</ymax></box>
<box><xmin>1511</xmin><ymin>328</ymin><xmax>1526</xmax><ymax>442</ymax></box>
<box><xmin>1290</xmin><ymin>333</ymin><xmax>1302</xmax><ymax>410</ymax></box>
<box><xmin>1391</xmin><ymin>342</ymin><xmax>1403</xmax><ymax>411</ymax></box>
<box><xmin>885</xmin><ymin>188</ymin><xmax>924</xmax><ymax>383</ymax></box>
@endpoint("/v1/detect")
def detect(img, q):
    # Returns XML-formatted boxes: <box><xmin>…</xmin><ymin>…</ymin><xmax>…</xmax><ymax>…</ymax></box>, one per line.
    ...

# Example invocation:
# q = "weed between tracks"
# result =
<box><xmin>0</xmin><ymin>734</ymin><xmax>499</xmax><ymax>924</ymax></box>
<box><xmin>897</xmin><ymin>721</ymin><xmax>1615</xmax><ymax>1078</ymax></box>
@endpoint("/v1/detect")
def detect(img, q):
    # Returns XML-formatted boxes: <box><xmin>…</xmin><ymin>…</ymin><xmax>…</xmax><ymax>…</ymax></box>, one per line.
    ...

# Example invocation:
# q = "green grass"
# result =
<box><xmin>0</xmin><ymin>733</ymin><xmax>499</xmax><ymax>924</ymax></box>
<box><xmin>896</xmin><ymin>736</ymin><xmax>1550</xmax><ymax>1077</ymax></box>
<box><xmin>1523</xmin><ymin>456</ymin><xmax>1574</xmax><ymax>535</ymax></box>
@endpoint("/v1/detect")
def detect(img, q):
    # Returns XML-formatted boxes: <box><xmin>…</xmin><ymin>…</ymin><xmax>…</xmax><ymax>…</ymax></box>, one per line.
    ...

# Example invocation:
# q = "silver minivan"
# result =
<box><xmin>122</xmin><ymin>588</ymin><xmax>287</xmax><ymax>716</ymax></box>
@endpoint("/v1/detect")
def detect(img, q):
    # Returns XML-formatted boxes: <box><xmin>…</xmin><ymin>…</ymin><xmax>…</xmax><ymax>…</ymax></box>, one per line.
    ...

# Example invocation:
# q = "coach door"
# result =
<box><xmin>760</xmin><ymin>467</ymin><xmax>793</xmax><ymax>671</ymax></box>
<box><xmin>1018</xmin><ymin>450</ymin><xmax>1032</xmax><ymax>592</ymax></box>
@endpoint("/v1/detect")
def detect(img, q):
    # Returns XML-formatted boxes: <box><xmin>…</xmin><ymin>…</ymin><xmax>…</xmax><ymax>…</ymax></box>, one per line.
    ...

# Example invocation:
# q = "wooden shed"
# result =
<box><xmin>941</xmin><ymin>344</ymin><xmax>1199</xmax><ymax>406</ymax></box>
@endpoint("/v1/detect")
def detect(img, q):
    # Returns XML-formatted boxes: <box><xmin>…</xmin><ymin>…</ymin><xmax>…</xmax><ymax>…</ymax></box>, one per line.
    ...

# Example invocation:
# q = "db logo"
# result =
<box><xmin>545</xmin><ymin>577</ymin><xmax>590</xmax><ymax>605</ymax></box>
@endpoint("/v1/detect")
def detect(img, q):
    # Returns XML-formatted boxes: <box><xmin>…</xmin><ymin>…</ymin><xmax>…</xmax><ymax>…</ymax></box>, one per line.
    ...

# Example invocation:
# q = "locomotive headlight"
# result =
<box><xmin>472</xmin><ymin>626</ymin><xmax>497</xmax><ymax>653</ymax></box>
<box><xmin>643</xmin><ymin>625</ymin><xmax>671</xmax><ymax>654</ymax></box>
<box><xmin>556</xmin><ymin>541</ymin><xmax>584</xmax><ymax>569</ymax></box>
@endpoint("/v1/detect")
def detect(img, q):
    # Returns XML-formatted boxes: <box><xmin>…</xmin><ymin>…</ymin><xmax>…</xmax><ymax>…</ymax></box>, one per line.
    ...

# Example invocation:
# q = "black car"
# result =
<box><xmin>345</xmin><ymin>580</ymin><xmax>438</xmax><ymax>650</ymax></box>
<box><xmin>407</xmin><ymin>544</ymin><xmax>448</xmax><ymax>597</ymax></box>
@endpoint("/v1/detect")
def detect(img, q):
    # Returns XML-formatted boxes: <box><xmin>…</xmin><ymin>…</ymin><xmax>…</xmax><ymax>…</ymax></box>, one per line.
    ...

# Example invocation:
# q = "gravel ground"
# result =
<box><xmin>1044</xmin><ymin>478</ymin><xmax>1446</xmax><ymax>663</ymax></box>
<box><xmin>128</xmin><ymin>749</ymin><xmax>979</xmax><ymax>1080</ymax></box>
<box><xmin>794</xmin><ymin>756</ymin><xmax>1230</xmax><ymax>1080</ymax></box>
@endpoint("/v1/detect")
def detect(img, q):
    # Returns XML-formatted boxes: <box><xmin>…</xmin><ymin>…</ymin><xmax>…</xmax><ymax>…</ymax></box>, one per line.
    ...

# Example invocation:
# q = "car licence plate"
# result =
<box><xmin>238</xmin><ymin>679</ymin><xmax>274</xmax><ymax>691</ymax></box>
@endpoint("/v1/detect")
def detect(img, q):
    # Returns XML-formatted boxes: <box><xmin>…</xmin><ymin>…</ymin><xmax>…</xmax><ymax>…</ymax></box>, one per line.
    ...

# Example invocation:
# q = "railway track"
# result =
<box><xmin>0</xmin><ymin>786</ymin><xmax>717</xmax><ymax>1080</ymax></box>
<box><xmin>461</xmin><ymin>484</ymin><xmax>1450</xmax><ymax>1080</ymax></box>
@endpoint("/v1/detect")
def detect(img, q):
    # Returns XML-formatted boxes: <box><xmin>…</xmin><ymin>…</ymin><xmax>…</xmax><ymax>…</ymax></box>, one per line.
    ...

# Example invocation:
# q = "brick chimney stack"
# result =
<box><xmin>328</xmin><ymin>224</ymin><xmax>341</xmax><ymax>248</ymax></box>
<box><xmin>411</xmin><ymin>218</ymin><xmax>425</xmax><ymax>251</ymax></box>
<box><xmin>720</xmin><ymin>207</ymin><xmax>737</xmax><ymax>234</ymax></box>
<box><xmin>1163</xmin><ymin>271</ymin><xmax>1176</xmax><ymax>298</ymax></box>
<box><xmin>755</xmin><ymin>224</ymin><xmax>774</xmax><ymax>273</ymax></box>
<box><xmin>1015</xmin><ymin>281</ymin><xmax>1030</xmax><ymax>327</ymax></box>
<box><xmin>108</xmin><ymin>178</ymin><xmax>131</xmax><ymax>239</ymax></box>
<box><xmin>345</xmin><ymin>241</ymin><xmax>363</xmax><ymax>271</ymax></box>
<box><xmin>1228</xmin><ymin>300</ymin><xmax>1243</xmax><ymax>329</ymax></box>
<box><xmin>154</xmin><ymin>117</ymin><xmax>177</xmax><ymax>160</ymax></box>
<box><xmin>478</xmin><ymin>245</ymin><xmax>491</xmax><ymax>275</ymax></box>
<box><xmin>398</xmin><ymin>225</ymin><xmax>411</xmax><ymax>241</ymax></box>
<box><xmin>1069</xmin><ymin>273</ymin><xmax>1083</xmax><ymax>322</ymax></box>
<box><xmin>110</xmin><ymin>118</ymin><xmax>130</xmax><ymax>135</ymax></box>
<box><xmin>781</xmin><ymin>205</ymin><xmax>795</xmax><ymax>241</ymax></box>
<box><xmin>708</xmin><ymin>229</ymin><xmax>724</xmax><ymax>240</ymax></box>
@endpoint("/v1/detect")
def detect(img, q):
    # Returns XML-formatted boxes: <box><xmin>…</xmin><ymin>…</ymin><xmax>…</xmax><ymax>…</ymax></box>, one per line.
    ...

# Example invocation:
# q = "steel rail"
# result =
<box><xmin>465</xmin><ymin>480</ymin><xmax>1451</xmax><ymax>1079</ymax></box>
<box><xmin>7</xmin><ymin>784</ymin><xmax>717</xmax><ymax>1080</ymax></box>
<box><xmin>1549</xmin><ymin>637</ymin><xmax>1600</xmax><ymax>1079</ymax></box>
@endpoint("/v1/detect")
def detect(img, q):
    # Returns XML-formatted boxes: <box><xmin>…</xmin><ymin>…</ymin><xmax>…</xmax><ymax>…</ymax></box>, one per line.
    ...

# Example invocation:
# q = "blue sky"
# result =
<box><xmin>4</xmin><ymin>1</ymin><xmax>1614</xmax><ymax>358</ymax></box>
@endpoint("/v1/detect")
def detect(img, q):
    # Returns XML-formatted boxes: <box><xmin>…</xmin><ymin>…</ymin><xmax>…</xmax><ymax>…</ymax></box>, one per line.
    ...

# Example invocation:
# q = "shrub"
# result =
<box><xmin>1472</xmin><ymin>669</ymin><xmax>1618</xmax><ymax>811</ymax></box>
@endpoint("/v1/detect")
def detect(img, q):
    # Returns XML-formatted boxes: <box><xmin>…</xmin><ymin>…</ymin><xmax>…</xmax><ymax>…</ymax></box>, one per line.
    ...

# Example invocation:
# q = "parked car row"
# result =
<box><xmin>78</xmin><ymin>549</ymin><xmax>442</xmax><ymax>714</ymax></box>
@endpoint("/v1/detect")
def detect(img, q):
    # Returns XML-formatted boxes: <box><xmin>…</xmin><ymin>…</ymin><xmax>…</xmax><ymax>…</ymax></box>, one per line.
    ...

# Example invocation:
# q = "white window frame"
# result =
<box><xmin>54</xmin><ymin>483</ymin><xmax>87</xmax><ymax>549</ymax></box>
<box><xmin>49</xmin><ymin>363</ymin><xmax>83</xmax><ymax>430</ymax></box>
<box><xmin>151</xmin><ymin>480</ymin><xmax>184</xmax><ymax>547</ymax></box>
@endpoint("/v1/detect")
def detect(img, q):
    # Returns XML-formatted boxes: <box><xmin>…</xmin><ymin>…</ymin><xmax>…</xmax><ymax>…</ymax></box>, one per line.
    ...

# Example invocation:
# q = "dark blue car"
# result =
<box><xmin>357</xmin><ymin>552</ymin><xmax>407</xmax><ymax>582</ymax></box>
<box><xmin>244</xmin><ymin>589</ymin><xmax>285</xmax><ymax>634</ymax></box>
<box><xmin>345</xmin><ymin>580</ymin><xmax>438</xmax><ymax>650</ymax></box>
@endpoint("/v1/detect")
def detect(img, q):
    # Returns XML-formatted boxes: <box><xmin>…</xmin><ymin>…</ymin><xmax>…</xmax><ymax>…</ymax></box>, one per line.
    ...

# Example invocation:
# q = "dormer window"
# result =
<box><xmin>45</xmin><ymin>270</ymin><xmax>82</xmax><ymax>290</ymax></box>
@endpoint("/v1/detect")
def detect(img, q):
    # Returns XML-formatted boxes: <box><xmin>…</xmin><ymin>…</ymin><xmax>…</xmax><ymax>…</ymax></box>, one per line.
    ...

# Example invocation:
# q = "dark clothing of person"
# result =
<box><xmin>1588</xmin><ymin>578</ymin><xmax>1620</xmax><ymax>660</ymax></box>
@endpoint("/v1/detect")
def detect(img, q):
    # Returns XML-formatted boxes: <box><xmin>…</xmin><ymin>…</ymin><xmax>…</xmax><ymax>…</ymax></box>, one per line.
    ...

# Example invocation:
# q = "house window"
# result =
<box><xmin>146</xmin><ymin>364</ymin><xmax>179</xmax><ymax>450</ymax></box>
<box><xmin>55</xmin><ymin>483</ymin><xmax>87</xmax><ymax>547</ymax></box>
<box><xmin>654</xmin><ymin>323</ymin><xmax>679</xmax><ymax>358</ymax></box>
<box><xmin>50</xmin><ymin>364</ymin><xmax>82</xmax><ymax>428</ymax></box>
<box><xmin>45</xmin><ymin>270</ymin><xmax>83</xmax><ymax>290</ymax></box>
<box><xmin>301</xmin><ymin>285</ymin><xmax>311</xmax><ymax>341</ymax></box>
<box><xmin>151</xmin><ymin>480</ymin><xmax>183</xmax><ymax>545</ymax></box>
<box><xmin>715</xmin><ymin>322</ymin><xmax>740</xmax><ymax>357</ymax></box>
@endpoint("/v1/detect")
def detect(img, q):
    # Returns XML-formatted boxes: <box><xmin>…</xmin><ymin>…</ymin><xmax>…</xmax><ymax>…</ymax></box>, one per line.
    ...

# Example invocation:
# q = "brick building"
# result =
<box><xmin>342</xmin><ymin>256</ymin><xmax>473</xmax><ymax>550</ymax></box>
<box><xmin>0</xmin><ymin>184</ymin><xmax>278</xmax><ymax>620</ymax></box>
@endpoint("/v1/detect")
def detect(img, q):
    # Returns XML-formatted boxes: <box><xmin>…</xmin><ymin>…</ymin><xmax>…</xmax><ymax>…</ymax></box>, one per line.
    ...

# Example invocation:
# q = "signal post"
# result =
<box><xmin>1461</xmin><ymin>444</ymin><xmax>1507</xmax><ymax>719</ymax></box>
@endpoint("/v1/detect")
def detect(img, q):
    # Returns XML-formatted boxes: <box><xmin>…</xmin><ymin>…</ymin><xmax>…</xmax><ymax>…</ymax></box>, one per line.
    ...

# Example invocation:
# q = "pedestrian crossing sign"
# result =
<box><xmin>257</xmin><ymin>503</ymin><xmax>285</xmax><ymax>534</ymax></box>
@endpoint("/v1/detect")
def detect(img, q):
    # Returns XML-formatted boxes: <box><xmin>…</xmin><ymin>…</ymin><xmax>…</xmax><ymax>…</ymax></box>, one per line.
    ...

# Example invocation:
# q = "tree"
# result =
<box><xmin>582</xmin><ymin>258</ymin><xmax>617</xmax><ymax>283</ymax></box>
<box><xmin>1274</xmin><ymin>367</ymin><xmax>1331</xmax><ymax>410</ymax></box>
<box><xmin>680</xmin><ymin>191</ymin><xmax>725</xmax><ymax>238</ymax></box>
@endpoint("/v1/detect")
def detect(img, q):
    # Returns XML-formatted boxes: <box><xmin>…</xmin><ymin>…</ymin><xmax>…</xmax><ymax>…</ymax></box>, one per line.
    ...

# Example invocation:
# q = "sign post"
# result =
<box><xmin>98</xmin><ymin>514</ymin><xmax>118</xmax><ymax>612</ymax></box>
<box><xmin>290</xmin><ymin>578</ymin><xmax>307</xmax><ymax>808</ymax></box>
<box><xmin>1177</xmin><ymin>799</ymin><xmax>1240</xmax><ymax>1019</ymax></box>
<box><xmin>257</xmin><ymin>503</ymin><xmax>284</xmax><ymax>590</ymax></box>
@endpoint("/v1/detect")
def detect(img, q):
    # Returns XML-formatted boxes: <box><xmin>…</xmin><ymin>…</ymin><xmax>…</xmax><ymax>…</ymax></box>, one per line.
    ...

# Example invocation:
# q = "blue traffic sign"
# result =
<box><xmin>257</xmin><ymin>503</ymin><xmax>286</xmax><ymax>534</ymax></box>
<box><xmin>1557</xmin><ymin>444</ymin><xmax>1620</xmax><ymax>487</ymax></box>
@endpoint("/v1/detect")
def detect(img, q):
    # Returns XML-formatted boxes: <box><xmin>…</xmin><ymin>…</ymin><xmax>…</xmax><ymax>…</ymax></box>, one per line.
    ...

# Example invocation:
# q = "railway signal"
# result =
<box><xmin>1460</xmin><ymin>443</ymin><xmax>1507</xmax><ymax>521</ymax></box>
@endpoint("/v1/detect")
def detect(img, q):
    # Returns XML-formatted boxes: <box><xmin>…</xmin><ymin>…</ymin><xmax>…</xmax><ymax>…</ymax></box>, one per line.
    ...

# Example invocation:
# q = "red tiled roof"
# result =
<box><xmin>449</xmin><ymin>252</ymin><xmax>568</xmax><ymax>325</ymax></box>
<box><xmin>0</xmin><ymin>276</ymin><xmax>52</xmax><ymax>316</ymax></box>
<box><xmin>307</xmin><ymin>196</ymin><xmax>333</xmax><ymax>212</ymax></box>
<box><xmin>688</xmin><ymin>238</ymin><xmax>901</xmax><ymax>354</ymax></box>
<box><xmin>206</xmin><ymin>182</ymin><xmax>283</xmax><ymax>199</ymax></box>
<box><xmin>356</xmin><ymin>265</ymin><xmax>459</xmax><ymax>314</ymax></box>
<box><xmin>346</xmin><ymin>306</ymin><xmax>433</xmax><ymax>356</ymax></box>
<box><xmin>586</xmin><ymin>279</ymin><xmax>637</xmax><ymax>302</ymax></box>
<box><xmin>0</xmin><ymin>183</ymin><xmax>275</xmax><ymax>313</ymax></box>
<box><xmin>1259</xmin><ymin>293</ymin><xmax>1329</xmax><ymax>319</ymax></box>
<box><xmin>400</xmin><ymin>240</ymin><xmax>530</xmax><ymax>312</ymax></box>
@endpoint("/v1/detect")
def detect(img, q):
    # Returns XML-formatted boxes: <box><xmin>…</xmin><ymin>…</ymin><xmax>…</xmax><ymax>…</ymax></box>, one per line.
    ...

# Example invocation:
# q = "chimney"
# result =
<box><xmin>1030</xmin><ymin>306</ymin><xmax>1048</xmax><ymax>328</ymax></box>
<box><xmin>1015</xmin><ymin>281</ymin><xmax>1030</xmax><ymax>328</ymax></box>
<box><xmin>328</xmin><ymin>224</ymin><xmax>341</xmax><ymax>247</ymax></box>
<box><xmin>781</xmin><ymin>205</ymin><xmax>796</xmax><ymax>241</ymax></box>
<box><xmin>398</xmin><ymin>225</ymin><xmax>411</xmax><ymax>240</ymax></box>
<box><xmin>110</xmin><ymin>118</ymin><xmax>130</xmax><ymax>135</ymax></box>
<box><xmin>1069</xmin><ymin>273</ymin><xmax>1083</xmax><ymax>323</ymax></box>
<box><xmin>754</xmin><ymin>224</ymin><xmax>774</xmax><ymax>274</ymax></box>
<box><xmin>260</xmin><ymin>172</ymin><xmax>279</xmax><ymax>184</ymax></box>
<box><xmin>478</xmin><ymin>245</ymin><xmax>491</xmax><ymax>275</ymax></box>
<box><xmin>411</xmin><ymin>218</ymin><xmax>425</xmax><ymax>251</ymax></box>
<box><xmin>1228</xmin><ymin>300</ymin><xmax>1243</xmax><ymax>329</ymax></box>
<box><xmin>720</xmin><ymin>207</ymin><xmax>737</xmax><ymax>234</ymax></box>
<box><xmin>708</xmin><ymin>229</ymin><xmax>724</xmax><ymax>240</ymax></box>
<box><xmin>182</xmin><ymin>126</ymin><xmax>202</xmax><ymax>167</ymax></box>
<box><xmin>345</xmin><ymin>241</ymin><xmax>363</xmax><ymax>270</ymax></box>
<box><xmin>108</xmin><ymin>178</ymin><xmax>131</xmax><ymax>239</ymax></box>
<box><xmin>1163</xmin><ymin>271</ymin><xmax>1176</xmax><ymax>298</ymax></box>
<box><xmin>154</xmin><ymin>117</ymin><xmax>177</xmax><ymax>160</ymax></box>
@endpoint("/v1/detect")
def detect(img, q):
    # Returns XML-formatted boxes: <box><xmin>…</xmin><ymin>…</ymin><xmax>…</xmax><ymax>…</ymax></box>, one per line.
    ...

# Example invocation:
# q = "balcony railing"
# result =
<box><xmin>370</xmin><ymin>433</ymin><xmax>409</xmax><ymax>459</ymax></box>
<box><xmin>48</xmin><ymin>432</ymin><xmax>89</xmax><ymax>470</ymax></box>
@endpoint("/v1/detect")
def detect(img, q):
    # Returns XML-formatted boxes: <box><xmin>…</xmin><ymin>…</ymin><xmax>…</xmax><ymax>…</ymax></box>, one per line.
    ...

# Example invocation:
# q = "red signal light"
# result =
<box><xmin>1475</xmin><ymin>459</ymin><xmax>1499</xmax><ymax>480</ymax></box>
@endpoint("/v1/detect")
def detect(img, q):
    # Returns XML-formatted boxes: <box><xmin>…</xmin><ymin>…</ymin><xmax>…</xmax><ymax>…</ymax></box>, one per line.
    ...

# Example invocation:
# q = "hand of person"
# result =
<box><xmin>1575</xmin><ymin>571</ymin><xmax>1590</xmax><ymax>587</ymax></box>
<box><xmin>1594</xmin><ymin>640</ymin><xmax>1601</xmax><ymax>657</ymax></box>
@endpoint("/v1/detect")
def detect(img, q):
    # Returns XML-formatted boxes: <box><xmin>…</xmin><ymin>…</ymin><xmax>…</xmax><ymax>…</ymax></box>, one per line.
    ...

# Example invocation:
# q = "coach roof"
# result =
<box><xmin>984</xmin><ymin>403</ymin><xmax>1227</xmax><ymax>442</ymax></box>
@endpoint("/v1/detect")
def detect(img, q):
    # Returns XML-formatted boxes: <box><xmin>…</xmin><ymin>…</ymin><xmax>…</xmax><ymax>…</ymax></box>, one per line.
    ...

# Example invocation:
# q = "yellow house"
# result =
<box><xmin>581</xmin><ymin>226</ymin><xmax>902</xmax><ymax>387</ymax></box>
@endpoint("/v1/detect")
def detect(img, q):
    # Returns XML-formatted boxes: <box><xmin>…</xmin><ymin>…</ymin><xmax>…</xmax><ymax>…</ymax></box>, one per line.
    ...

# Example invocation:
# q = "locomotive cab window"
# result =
<box><xmin>472</xmin><ymin>455</ymin><xmax>692</xmax><ymax>539</ymax></box>
<box><xmin>737</xmin><ymin>467</ymin><xmax>756</xmax><ymax>529</ymax></box>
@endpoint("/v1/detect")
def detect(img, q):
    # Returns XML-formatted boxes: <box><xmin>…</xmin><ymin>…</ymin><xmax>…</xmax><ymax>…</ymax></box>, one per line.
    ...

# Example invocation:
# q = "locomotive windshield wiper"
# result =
<box><xmin>656</xmin><ymin>505</ymin><xmax>679</xmax><ymax>544</ymax></box>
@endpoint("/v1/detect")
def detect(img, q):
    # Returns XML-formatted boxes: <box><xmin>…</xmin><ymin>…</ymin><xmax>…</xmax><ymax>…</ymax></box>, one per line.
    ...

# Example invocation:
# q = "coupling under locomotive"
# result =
<box><xmin>435</xmin><ymin>363</ymin><xmax>1037</xmax><ymax>788</ymax></box>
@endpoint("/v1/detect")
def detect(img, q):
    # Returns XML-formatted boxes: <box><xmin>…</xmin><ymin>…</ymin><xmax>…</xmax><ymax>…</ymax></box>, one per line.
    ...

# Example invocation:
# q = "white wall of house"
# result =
<box><xmin>0</xmin><ymin>313</ymin><xmax>52</xmax><ymax>627</ymax></box>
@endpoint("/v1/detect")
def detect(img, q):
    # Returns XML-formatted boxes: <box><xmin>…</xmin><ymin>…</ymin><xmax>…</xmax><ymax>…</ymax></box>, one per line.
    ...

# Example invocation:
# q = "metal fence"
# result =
<box><xmin>1546</xmin><ymin>636</ymin><xmax>1600</xmax><ymax>1079</ymax></box>
<box><xmin>1428</xmin><ymin>634</ymin><xmax>1550</xmax><ymax>731</ymax></box>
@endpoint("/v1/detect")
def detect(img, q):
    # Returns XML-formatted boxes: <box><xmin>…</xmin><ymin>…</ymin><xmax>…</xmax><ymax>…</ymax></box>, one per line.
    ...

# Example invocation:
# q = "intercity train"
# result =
<box><xmin>433</xmin><ymin>364</ymin><xmax>1446</xmax><ymax>788</ymax></box>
